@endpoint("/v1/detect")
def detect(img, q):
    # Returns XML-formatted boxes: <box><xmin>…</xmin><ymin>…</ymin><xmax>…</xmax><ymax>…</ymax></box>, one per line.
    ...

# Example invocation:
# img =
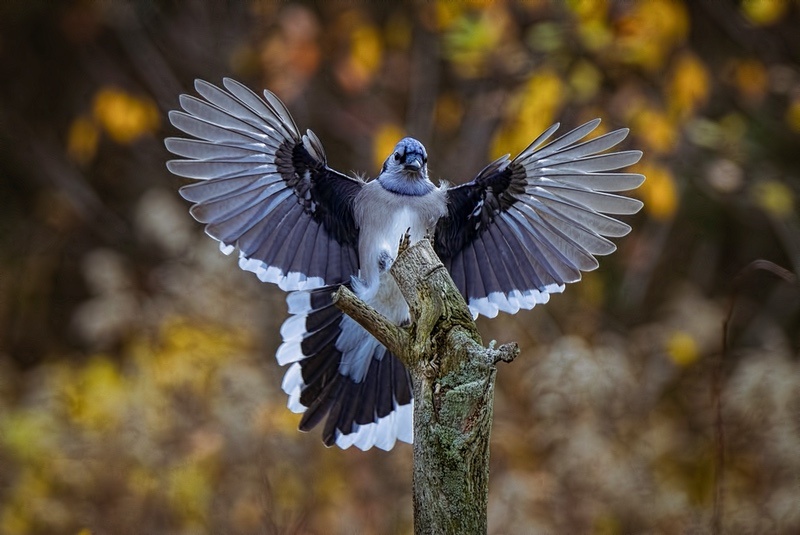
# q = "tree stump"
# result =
<box><xmin>333</xmin><ymin>239</ymin><xmax>518</xmax><ymax>535</ymax></box>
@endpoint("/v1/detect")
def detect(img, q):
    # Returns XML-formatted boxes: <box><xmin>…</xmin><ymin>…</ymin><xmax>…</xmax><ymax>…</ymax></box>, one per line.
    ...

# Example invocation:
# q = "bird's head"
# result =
<box><xmin>382</xmin><ymin>137</ymin><xmax>428</xmax><ymax>179</ymax></box>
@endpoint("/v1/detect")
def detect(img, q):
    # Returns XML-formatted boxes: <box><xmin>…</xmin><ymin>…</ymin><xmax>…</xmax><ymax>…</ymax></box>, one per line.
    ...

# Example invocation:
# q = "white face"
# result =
<box><xmin>382</xmin><ymin>137</ymin><xmax>428</xmax><ymax>178</ymax></box>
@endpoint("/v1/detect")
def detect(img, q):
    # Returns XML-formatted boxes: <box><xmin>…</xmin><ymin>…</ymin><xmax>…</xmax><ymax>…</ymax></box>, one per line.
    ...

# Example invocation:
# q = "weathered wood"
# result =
<box><xmin>331</xmin><ymin>285</ymin><xmax>410</xmax><ymax>358</ymax></box>
<box><xmin>333</xmin><ymin>238</ymin><xmax>519</xmax><ymax>535</ymax></box>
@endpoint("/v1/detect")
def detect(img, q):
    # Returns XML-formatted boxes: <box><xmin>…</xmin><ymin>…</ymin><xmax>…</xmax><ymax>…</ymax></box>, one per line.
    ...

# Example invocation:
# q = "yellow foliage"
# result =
<box><xmin>633</xmin><ymin>162</ymin><xmax>679</xmax><ymax>220</ymax></box>
<box><xmin>256</xmin><ymin>7</ymin><xmax>321</xmax><ymax>101</ymax></box>
<box><xmin>314</xmin><ymin>454</ymin><xmax>349</xmax><ymax>504</ymax></box>
<box><xmin>753</xmin><ymin>180</ymin><xmax>794</xmax><ymax>218</ymax></box>
<box><xmin>741</xmin><ymin>0</ymin><xmax>789</xmax><ymax>26</ymax></box>
<box><xmin>167</xmin><ymin>462</ymin><xmax>211</xmax><ymax>523</ymax></box>
<box><xmin>92</xmin><ymin>87</ymin><xmax>159</xmax><ymax>144</ymax></box>
<box><xmin>633</xmin><ymin>107</ymin><xmax>678</xmax><ymax>154</ymax></box>
<box><xmin>63</xmin><ymin>356</ymin><xmax>127</xmax><ymax>431</ymax></box>
<box><xmin>786</xmin><ymin>98</ymin><xmax>800</xmax><ymax>133</ymax></box>
<box><xmin>569</xmin><ymin>60</ymin><xmax>602</xmax><ymax>103</ymax></box>
<box><xmin>568</xmin><ymin>0</ymin><xmax>612</xmax><ymax>51</ymax></box>
<box><xmin>719</xmin><ymin>113</ymin><xmax>748</xmax><ymax>142</ymax></box>
<box><xmin>527</xmin><ymin>22</ymin><xmax>564</xmax><ymax>53</ymax></box>
<box><xmin>0</xmin><ymin>506</ymin><xmax>28</xmax><ymax>535</ymax></box>
<box><xmin>334</xmin><ymin>13</ymin><xmax>383</xmax><ymax>92</ymax></box>
<box><xmin>732</xmin><ymin>58</ymin><xmax>769</xmax><ymax>102</ymax></box>
<box><xmin>444</xmin><ymin>7</ymin><xmax>507</xmax><ymax>78</ymax></box>
<box><xmin>66</xmin><ymin>115</ymin><xmax>99</xmax><ymax>165</ymax></box>
<box><xmin>138</xmin><ymin>316</ymin><xmax>252</xmax><ymax>392</ymax></box>
<box><xmin>669</xmin><ymin>53</ymin><xmax>710</xmax><ymax>118</ymax></box>
<box><xmin>128</xmin><ymin>465</ymin><xmax>159</xmax><ymax>497</ymax></box>
<box><xmin>435</xmin><ymin>92</ymin><xmax>464</xmax><ymax>133</ymax></box>
<box><xmin>615</xmin><ymin>0</ymin><xmax>689</xmax><ymax>70</ymax></box>
<box><xmin>492</xmin><ymin>70</ymin><xmax>565</xmax><ymax>158</ymax></box>
<box><xmin>384</xmin><ymin>12</ymin><xmax>412</xmax><ymax>50</ymax></box>
<box><xmin>577</xmin><ymin>271</ymin><xmax>605</xmax><ymax>308</ymax></box>
<box><xmin>253</xmin><ymin>401</ymin><xmax>302</xmax><ymax>436</ymax></box>
<box><xmin>350</xmin><ymin>23</ymin><xmax>383</xmax><ymax>79</ymax></box>
<box><xmin>577</xmin><ymin>18</ymin><xmax>613</xmax><ymax>52</ymax></box>
<box><xmin>430</xmin><ymin>0</ymin><xmax>467</xmax><ymax>31</ymax></box>
<box><xmin>1</xmin><ymin>409</ymin><xmax>57</xmax><ymax>462</ymax></box>
<box><xmin>686</xmin><ymin>113</ymin><xmax>747</xmax><ymax>152</ymax></box>
<box><xmin>567</xmin><ymin>0</ymin><xmax>608</xmax><ymax>21</ymax></box>
<box><xmin>271</xmin><ymin>461</ymin><xmax>305</xmax><ymax>511</ymax></box>
<box><xmin>593</xmin><ymin>512</ymin><xmax>623</xmax><ymax>535</ymax></box>
<box><xmin>373</xmin><ymin>123</ymin><xmax>406</xmax><ymax>171</ymax></box>
<box><xmin>0</xmin><ymin>468</ymin><xmax>50</xmax><ymax>535</ymax></box>
<box><xmin>666</xmin><ymin>330</ymin><xmax>699</xmax><ymax>367</ymax></box>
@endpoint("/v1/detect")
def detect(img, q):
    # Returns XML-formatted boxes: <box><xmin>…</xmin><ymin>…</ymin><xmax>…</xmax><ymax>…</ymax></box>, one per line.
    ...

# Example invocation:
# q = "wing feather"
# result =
<box><xmin>435</xmin><ymin>119</ymin><xmax>643</xmax><ymax>317</ymax></box>
<box><xmin>166</xmin><ymin>79</ymin><xmax>363</xmax><ymax>289</ymax></box>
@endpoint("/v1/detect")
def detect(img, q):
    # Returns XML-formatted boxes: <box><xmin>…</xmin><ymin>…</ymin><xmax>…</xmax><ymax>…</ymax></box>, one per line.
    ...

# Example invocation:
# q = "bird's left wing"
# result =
<box><xmin>166</xmin><ymin>78</ymin><xmax>362</xmax><ymax>290</ymax></box>
<box><xmin>434</xmin><ymin>119</ymin><xmax>644</xmax><ymax>318</ymax></box>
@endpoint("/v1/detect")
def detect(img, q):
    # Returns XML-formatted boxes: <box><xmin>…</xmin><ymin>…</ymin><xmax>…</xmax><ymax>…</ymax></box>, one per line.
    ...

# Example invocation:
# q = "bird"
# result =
<box><xmin>165</xmin><ymin>78</ymin><xmax>644</xmax><ymax>451</ymax></box>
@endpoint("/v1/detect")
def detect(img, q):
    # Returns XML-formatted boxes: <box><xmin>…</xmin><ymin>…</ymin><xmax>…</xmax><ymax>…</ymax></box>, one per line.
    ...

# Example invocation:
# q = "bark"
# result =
<box><xmin>332</xmin><ymin>239</ymin><xmax>518</xmax><ymax>535</ymax></box>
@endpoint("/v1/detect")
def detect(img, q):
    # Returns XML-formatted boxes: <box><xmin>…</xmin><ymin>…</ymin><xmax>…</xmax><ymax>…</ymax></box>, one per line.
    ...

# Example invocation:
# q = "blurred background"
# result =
<box><xmin>1</xmin><ymin>1</ymin><xmax>800</xmax><ymax>534</ymax></box>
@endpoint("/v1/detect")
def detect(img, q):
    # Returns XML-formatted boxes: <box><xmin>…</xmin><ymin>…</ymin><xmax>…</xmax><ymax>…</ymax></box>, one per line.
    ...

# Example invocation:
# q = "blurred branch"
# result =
<box><xmin>18</xmin><ymin>124</ymin><xmax>129</xmax><ymax>242</ymax></box>
<box><xmin>107</xmin><ymin>4</ymin><xmax>186</xmax><ymax>110</ymax></box>
<box><xmin>443</xmin><ymin>90</ymin><xmax>506</xmax><ymax>183</ymax></box>
<box><xmin>713</xmin><ymin>259</ymin><xmax>797</xmax><ymax>535</ymax></box>
<box><xmin>407</xmin><ymin>20</ymin><xmax>440</xmax><ymax>142</ymax></box>
<box><xmin>698</xmin><ymin>0</ymin><xmax>797</xmax><ymax>64</ymax></box>
<box><xmin>768</xmin><ymin>216</ymin><xmax>800</xmax><ymax>281</ymax></box>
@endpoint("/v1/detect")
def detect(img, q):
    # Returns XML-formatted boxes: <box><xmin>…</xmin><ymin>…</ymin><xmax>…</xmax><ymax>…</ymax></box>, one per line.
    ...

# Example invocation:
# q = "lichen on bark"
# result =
<box><xmin>332</xmin><ymin>238</ymin><xmax>519</xmax><ymax>535</ymax></box>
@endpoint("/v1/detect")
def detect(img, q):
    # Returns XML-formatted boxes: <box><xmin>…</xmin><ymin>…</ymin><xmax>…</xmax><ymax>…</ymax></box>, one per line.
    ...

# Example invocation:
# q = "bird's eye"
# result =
<box><xmin>394</xmin><ymin>152</ymin><xmax>401</xmax><ymax>162</ymax></box>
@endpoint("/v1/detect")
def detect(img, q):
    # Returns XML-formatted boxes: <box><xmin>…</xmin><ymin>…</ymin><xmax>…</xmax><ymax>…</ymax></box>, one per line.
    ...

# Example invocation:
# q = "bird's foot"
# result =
<box><xmin>397</xmin><ymin>229</ymin><xmax>412</xmax><ymax>255</ymax></box>
<box><xmin>378</xmin><ymin>250</ymin><xmax>395</xmax><ymax>272</ymax></box>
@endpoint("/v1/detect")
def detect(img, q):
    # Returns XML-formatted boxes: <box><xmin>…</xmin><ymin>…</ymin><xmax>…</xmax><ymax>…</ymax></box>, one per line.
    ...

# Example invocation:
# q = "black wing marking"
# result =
<box><xmin>166</xmin><ymin>78</ymin><xmax>362</xmax><ymax>290</ymax></box>
<box><xmin>434</xmin><ymin>119</ymin><xmax>644</xmax><ymax>318</ymax></box>
<box><xmin>278</xmin><ymin>286</ymin><xmax>413</xmax><ymax>451</ymax></box>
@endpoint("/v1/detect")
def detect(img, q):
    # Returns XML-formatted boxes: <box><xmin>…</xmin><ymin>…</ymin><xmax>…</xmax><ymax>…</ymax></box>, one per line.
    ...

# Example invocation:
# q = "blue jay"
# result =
<box><xmin>166</xmin><ymin>79</ymin><xmax>644</xmax><ymax>451</ymax></box>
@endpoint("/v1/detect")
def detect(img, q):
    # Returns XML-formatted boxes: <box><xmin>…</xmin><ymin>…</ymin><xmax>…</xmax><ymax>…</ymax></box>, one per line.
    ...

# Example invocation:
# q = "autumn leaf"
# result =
<box><xmin>668</xmin><ymin>53</ymin><xmax>710</xmax><ymax>118</ymax></box>
<box><xmin>666</xmin><ymin>330</ymin><xmax>699</xmax><ymax>367</ymax></box>
<box><xmin>492</xmin><ymin>69</ymin><xmax>565</xmax><ymax>158</ymax></box>
<box><xmin>66</xmin><ymin>115</ymin><xmax>99</xmax><ymax>165</ymax></box>
<box><xmin>732</xmin><ymin>58</ymin><xmax>769</xmax><ymax>103</ymax></box>
<box><xmin>753</xmin><ymin>179</ymin><xmax>794</xmax><ymax>218</ymax></box>
<box><xmin>633</xmin><ymin>107</ymin><xmax>678</xmax><ymax>154</ymax></box>
<box><xmin>787</xmin><ymin>98</ymin><xmax>800</xmax><ymax>132</ymax></box>
<box><xmin>740</xmin><ymin>0</ymin><xmax>789</xmax><ymax>26</ymax></box>
<box><xmin>92</xmin><ymin>87</ymin><xmax>159</xmax><ymax>144</ymax></box>
<box><xmin>632</xmin><ymin>161</ymin><xmax>679</xmax><ymax>219</ymax></box>
<box><xmin>615</xmin><ymin>0</ymin><xmax>689</xmax><ymax>70</ymax></box>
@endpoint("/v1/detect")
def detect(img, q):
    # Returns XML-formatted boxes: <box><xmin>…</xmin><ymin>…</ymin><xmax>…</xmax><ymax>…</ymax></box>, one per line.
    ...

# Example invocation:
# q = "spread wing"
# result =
<box><xmin>166</xmin><ymin>78</ymin><xmax>362</xmax><ymax>290</ymax></box>
<box><xmin>434</xmin><ymin>119</ymin><xmax>644</xmax><ymax>318</ymax></box>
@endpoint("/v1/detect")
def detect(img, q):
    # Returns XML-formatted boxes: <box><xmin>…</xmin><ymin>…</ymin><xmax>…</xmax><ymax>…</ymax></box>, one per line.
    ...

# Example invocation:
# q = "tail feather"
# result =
<box><xmin>278</xmin><ymin>285</ymin><xmax>414</xmax><ymax>451</ymax></box>
<box><xmin>299</xmin><ymin>344</ymin><xmax>342</xmax><ymax>405</ymax></box>
<box><xmin>298</xmin><ymin>376</ymin><xmax>338</xmax><ymax>431</ymax></box>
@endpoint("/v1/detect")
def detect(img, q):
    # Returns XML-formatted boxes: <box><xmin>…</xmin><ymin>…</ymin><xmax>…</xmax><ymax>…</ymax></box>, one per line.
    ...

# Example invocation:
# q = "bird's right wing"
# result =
<box><xmin>434</xmin><ymin>119</ymin><xmax>644</xmax><ymax>318</ymax></box>
<box><xmin>166</xmin><ymin>78</ymin><xmax>362</xmax><ymax>290</ymax></box>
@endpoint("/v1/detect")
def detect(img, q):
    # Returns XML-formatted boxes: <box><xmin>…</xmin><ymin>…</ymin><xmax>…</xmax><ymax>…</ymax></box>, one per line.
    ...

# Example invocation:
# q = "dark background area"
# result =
<box><xmin>1</xmin><ymin>1</ymin><xmax>799</xmax><ymax>534</ymax></box>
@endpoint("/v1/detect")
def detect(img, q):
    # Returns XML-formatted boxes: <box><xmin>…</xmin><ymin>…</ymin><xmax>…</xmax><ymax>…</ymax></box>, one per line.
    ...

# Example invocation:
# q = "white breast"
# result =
<box><xmin>352</xmin><ymin>181</ymin><xmax>446</xmax><ymax>316</ymax></box>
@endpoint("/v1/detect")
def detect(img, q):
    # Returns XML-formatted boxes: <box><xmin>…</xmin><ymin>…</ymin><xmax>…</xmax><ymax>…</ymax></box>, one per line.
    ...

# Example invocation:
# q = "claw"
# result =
<box><xmin>398</xmin><ymin>229</ymin><xmax>412</xmax><ymax>255</ymax></box>
<box><xmin>378</xmin><ymin>250</ymin><xmax>394</xmax><ymax>272</ymax></box>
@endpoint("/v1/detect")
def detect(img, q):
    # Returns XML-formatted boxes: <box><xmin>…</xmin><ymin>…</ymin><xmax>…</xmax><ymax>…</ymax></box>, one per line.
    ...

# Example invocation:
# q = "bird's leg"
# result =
<box><xmin>397</xmin><ymin>228</ymin><xmax>412</xmax><ymax>256</ymax></box>
<box><xmin>378</xmin><ymin>250</ymin><xmax>394</xmax><ymax>273</ymax></box>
